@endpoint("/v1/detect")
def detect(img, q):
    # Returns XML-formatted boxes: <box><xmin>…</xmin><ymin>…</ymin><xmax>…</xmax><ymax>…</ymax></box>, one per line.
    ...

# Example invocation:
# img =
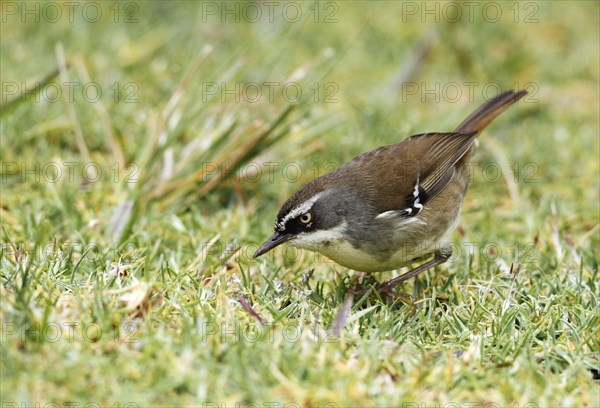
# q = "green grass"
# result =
<box><xmin>1</xmin><ymin>1</ymin><xmax>599</xmax><ymax>406</ymax></box>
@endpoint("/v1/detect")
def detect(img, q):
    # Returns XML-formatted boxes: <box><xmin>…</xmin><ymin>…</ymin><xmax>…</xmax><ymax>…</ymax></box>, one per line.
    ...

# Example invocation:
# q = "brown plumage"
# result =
<box><xmin>256</xmin><ymin>90</ymin><xmax>527</xmax><ymax>288</ymax></box>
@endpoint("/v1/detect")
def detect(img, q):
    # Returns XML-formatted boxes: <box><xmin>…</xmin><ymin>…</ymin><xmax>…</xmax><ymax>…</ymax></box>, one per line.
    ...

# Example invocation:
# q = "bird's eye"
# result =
<box><xmin>299</xmin><ymin>213</ymin><xmax>312</xmax><ymax>224</ymax></box>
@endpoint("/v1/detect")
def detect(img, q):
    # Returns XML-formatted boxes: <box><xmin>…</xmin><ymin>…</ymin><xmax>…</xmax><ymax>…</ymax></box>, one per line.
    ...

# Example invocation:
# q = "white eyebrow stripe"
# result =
<box><xmin>277</xmin><ymin>192</ymin><xmax>323</xmax><ymax>230</ymax></box>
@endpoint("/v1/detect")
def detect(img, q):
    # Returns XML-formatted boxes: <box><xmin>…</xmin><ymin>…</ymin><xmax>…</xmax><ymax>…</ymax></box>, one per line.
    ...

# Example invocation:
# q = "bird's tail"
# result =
<box><xmin>455</xmin><ymin>89</ymin><xmax>528</xmax><ymax>134</ymax></box>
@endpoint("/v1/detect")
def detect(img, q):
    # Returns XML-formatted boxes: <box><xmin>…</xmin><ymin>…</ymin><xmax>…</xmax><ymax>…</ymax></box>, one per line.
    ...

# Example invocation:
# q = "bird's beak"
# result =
<box><xmin>253</xmin><ymin>231</ymin><xmax>292</xmax><ymax>258</ymax></box>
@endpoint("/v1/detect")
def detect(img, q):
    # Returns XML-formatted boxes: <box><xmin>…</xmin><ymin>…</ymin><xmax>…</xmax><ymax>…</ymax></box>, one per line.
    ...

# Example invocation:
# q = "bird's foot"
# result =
<box><xmin>349</xmin><ymin>282</ymin><xmax>414</xmax><ymax>304</ymax></box>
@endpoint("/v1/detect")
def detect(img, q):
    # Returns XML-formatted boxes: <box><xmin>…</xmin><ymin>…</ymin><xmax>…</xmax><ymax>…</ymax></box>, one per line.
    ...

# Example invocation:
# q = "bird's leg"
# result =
<box><xmin>375</xmin><ymin>244</ymin><xmax>453</xmax><ymax>294</ymax></box>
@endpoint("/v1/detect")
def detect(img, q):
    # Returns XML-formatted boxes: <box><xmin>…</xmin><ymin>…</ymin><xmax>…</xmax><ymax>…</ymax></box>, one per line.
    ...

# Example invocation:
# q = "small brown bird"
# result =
<box><xmin>254</xmin><ymin>90</ymin><xmax>527</xmax><ymax>292</ymax></box>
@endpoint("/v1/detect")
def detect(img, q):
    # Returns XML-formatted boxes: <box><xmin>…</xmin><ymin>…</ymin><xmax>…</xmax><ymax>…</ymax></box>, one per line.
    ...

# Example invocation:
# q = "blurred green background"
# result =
<box><xmin>1</xmin><ymin>1</ymin><xmax>598</xmax><ymax>406</ymax></box>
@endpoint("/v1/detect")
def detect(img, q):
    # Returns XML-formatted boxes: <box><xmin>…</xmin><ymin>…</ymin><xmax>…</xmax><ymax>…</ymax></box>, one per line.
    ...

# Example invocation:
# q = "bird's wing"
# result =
<box><xmin>367</xmin><ymin>132</ymin><xmax>476</xmax><ymax>219</ymax></box>
<box><xmin>416</xmin><ymin>132</ymin><xmax>477</xmax><ymax>200</ymax></box>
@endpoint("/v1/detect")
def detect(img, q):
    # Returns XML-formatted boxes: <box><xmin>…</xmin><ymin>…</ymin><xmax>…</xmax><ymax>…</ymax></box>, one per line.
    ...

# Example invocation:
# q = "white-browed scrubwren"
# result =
<box><xmin>254</xmin><ymin>90</ymin><xmax>528</xmax><ymax>293</ymax></box>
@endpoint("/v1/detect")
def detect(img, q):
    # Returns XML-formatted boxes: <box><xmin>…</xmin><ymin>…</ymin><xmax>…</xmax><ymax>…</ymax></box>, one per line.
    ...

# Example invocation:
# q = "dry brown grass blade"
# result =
<box><xmin>238</xmin><ymin>294</ymin><xmax>264</xmax><ymax>326</ymax></box>
<box><xmin>145</xmin><ymin>122</ymin><xmax>266</xmax><ymax>208</ymax></box>
<box><xmin>144</xmin><ymin>104</ymin><xmax>295</xmax><ymax>209</ymax></box>
<box><xmin>328</xmin><ymin>293</ymin><xmax>354</xmax><ymax>338</ymax></box>
<box><xmin>196</xmin><ymin>123</ymin><xmax>271</xmax><ymax>196</ymax></box>
<box><xmin>140</xmin><ymin>121</ymin><xmax>256</xmax><ymax>202</ymax></box>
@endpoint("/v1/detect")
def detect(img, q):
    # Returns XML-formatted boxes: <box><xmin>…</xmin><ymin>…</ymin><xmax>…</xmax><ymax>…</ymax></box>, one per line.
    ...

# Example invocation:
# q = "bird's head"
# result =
<box><xmin>253</xmin><ymin>187</ymin><xmax>348</xmax><ymax>258</ymax></box>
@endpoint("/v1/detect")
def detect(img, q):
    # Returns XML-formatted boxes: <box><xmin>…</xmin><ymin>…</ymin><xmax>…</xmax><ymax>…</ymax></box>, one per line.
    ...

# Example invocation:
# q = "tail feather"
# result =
<box><xmin>455</xmin><ymin>90</ymin><xmax>527</xmax><ymax>134</ymax></box>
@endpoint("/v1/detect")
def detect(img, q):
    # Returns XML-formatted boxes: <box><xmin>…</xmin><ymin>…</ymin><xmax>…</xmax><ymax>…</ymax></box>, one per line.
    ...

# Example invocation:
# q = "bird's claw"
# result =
<box><xmin>349</xmin><ymin>283</ymin><xmax>413</xmax><ymax>303</ymax></box>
